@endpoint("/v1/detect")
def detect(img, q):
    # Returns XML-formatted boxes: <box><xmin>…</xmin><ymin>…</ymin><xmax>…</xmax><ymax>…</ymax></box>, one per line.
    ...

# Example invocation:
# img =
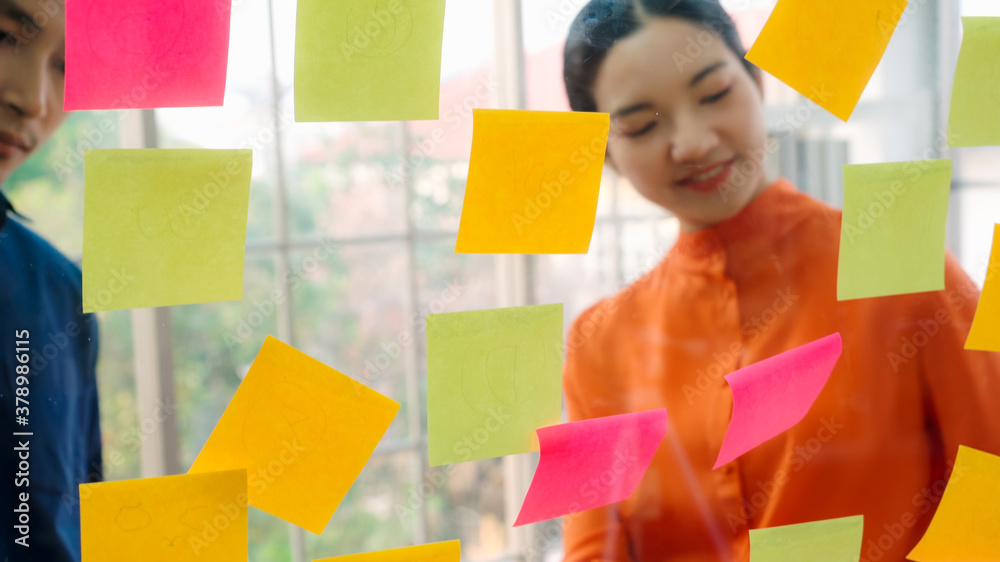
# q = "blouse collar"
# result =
<box><xmin>668</xmin><ymin>178</ymin><xmax>813</xmax><ymax>277</ymax></box>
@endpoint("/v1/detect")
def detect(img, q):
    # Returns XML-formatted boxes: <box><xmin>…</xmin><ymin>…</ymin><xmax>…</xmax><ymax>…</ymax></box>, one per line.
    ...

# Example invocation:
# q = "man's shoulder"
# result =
<box><xmin>1</xmin><ymin>217</ymin><xmax>83</xmax><ymax>286</ymax></box>
<box><xmin>0</xmin><ymin>218</ymin><xmax>86</xmax><ymax>320</ymax></box>
<box><xmin>0</xmin><ymin>217</ymin><xmax>98</xmax><ymax>375</ymax></box>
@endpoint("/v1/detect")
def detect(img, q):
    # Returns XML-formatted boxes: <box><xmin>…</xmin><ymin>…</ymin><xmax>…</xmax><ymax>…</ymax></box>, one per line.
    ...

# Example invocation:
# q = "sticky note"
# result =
<box><xmin>514</xmin><ymin>409</ymin><xmax>668</xmax><ymax>526</ymax></box>
<box><xmin>80</xmin><ymin>469</ymin><xmax>247</xmax><ymax>561</ymax></box>
<box><xmin>746</xmin><ymin>0</ymin><xmax>907</xmax><ymax>121</ymax></box>
<box><xmin>313</xmin><ymin>540</ymin><xmax>460</xmax><ymax>561</ymax></box>
<box><xmin>750</xmin><ymin>515</ymin><xmax>864</xmax><ymax>562</ymax></box>
<box><xmin>188</xmin><ymin>336</ymin><xmax>400</xmax><ymax>534</ymax></box>
<box><xmin>65</xmin><ymin>0</ymin><xmax>232</xmax><ymax>110</ymax></box>
<box><xmin>948</xmin><ymin>18</ymin><xmax>1000</xmax><ymax>147</ymax></box>
<box><xmin>908</xmin><ymin>445</ymin><xmax>1000</xmax><ymax>560</ymax></box>
<box><xmin>714</xmin><ymin>333</ymin><xmax>842</xmax><ymax>469</ymax></box>
<box><xmin>837</xmin><ymin>160</ymin><xmax>952</xmax><ymax>301</ymax></box>
<box><xmin>427</xmin><ymin>304</ymin><xmax>563</xmax><ymax>466</ymax></box>
<box><xmin>82</xmin><ymin>150</ymin><xmax>252</xmax><ymax>312</ymax></box>
<box><xmin>455</xmin><ymin>110</ymin><xmax>609</xmax><ymax>254</ymax></box>
<box><xmin>294</xmin><ymin>0</ymin><xmax>446</xmax><ymax>122</ymax></box>
<box><xmin>967</xmin><ymin>225</ymin><xmax>1000</xmax><ymax>351</ymax></box>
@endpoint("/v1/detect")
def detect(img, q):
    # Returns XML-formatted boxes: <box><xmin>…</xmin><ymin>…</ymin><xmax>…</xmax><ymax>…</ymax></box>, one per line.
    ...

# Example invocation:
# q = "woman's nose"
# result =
<box><xmin>669</xmin><ymin>117</ymin><xmax>719</xmax><ymax>164</ymax></box>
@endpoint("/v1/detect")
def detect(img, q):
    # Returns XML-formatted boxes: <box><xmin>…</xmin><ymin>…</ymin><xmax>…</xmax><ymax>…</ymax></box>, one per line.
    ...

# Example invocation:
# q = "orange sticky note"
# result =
<box><xmin>966</xmin><ymin>224</ymin><xmax>1000</xmax><ymax>351</ymax></box>
<box><xmin>188</xmin><ymin>336</ymin><xmax>400</xmax><ymax>534</ymax></box>
<box><xmin>80</xmin><ymin>469</ymin><xmax>247</xmax><ymax>562</ymax></box>
<box><xmin>746</xmin><ymin>0</ymin><xmax>908</xmax><ymax>121</ymax></box>
<box><xmin>313</xmin><ymin>540</ymin><xmax>460</xmax><ymax>561</ymax></box>
<box><xmin>455</xmin><ymin>109</ymin><xmax>609</xmax><ymax>254</ymax></box>
<box><xmin>908</xmin><ymin>446</ymin><xmax>1000</xmax><ymax>561</ymax></box>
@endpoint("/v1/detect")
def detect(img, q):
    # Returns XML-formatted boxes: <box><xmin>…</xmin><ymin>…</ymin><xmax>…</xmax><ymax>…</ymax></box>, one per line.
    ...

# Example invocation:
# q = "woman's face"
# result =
<box><xmin>0</xmin><ymin>0</ymin><xmax>68</xmax><ymax>185</ymax></box>
<box><xmin>593</xmin><ymin>17</ymin><xmax>771</xmax><ymax>233</ymax></box>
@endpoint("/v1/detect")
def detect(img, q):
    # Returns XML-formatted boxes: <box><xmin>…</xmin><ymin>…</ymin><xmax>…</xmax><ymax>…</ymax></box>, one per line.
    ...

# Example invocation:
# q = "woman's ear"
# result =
<box><xmin>752</xmin><ymin>65</ymin><xmax>764</xmax><ymax>96</ymax></box>
<box><xmin>604</xmin><ymin>147</ymin><xmax>619</xmax><ymax>174</ymax></box>
<box><xmin>603</xmin><ymin>122</ymin><xmax>620</xmax><ymax>173</ymax></box>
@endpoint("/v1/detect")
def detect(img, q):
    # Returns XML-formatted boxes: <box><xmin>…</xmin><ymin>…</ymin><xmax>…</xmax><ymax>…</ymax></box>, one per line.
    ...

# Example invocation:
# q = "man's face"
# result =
<box><xmin>0</xmin><ymin>0</ymin><xmax>67</xmax><ymax>184</ymax></box>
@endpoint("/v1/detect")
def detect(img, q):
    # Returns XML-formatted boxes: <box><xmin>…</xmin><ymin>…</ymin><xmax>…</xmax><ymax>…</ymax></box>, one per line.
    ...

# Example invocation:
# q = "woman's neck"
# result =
<box><xmin>677</xmin><ymin>170</ymin><xmax>777</xmax><ymax>234</ymax></box>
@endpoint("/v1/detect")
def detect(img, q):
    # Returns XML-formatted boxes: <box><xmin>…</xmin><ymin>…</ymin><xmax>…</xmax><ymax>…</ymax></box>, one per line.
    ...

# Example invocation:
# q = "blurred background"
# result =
<box><xmin>6</xmin><ymin>0</ymin><xmax>1000</xmax><ymax>560</ymax></box>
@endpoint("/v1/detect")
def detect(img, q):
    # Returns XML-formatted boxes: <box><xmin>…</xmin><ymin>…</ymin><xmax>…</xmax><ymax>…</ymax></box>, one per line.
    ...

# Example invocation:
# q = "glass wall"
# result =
<box><xmin>3</xmin><ymin>0</ymin><xmax>989</xmax><ymax>560</ymax></box>
<box><xmin>955</xmin><ymin>0</ymin><xmax>1000</xmax><ymax>286</ymax></box>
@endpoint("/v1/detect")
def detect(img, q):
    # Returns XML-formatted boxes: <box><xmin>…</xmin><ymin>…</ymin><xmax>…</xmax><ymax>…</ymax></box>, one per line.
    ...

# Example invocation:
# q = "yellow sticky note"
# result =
<box><xmin>80</xmin><ymin>469</ymin><xmax>247</xmax><ymax>562</ymax></box>
<box><xmin>188</xmin><ymin>336</ymin><xmax>400</xmax><ymax>534</ymax></box>
<box><xmin>948</xmin><ymin>17</ymin><xmax>1000</xmax><ymax>147</ymax></box>
<box><xmin>966</xmin><ymin>224</ymin><xmax>1000</xmax><ymax>351</ymax></box>
<box><xmin>908</xmin><ymin>445</ymin><xmax>1000</xmax><ymax>560</ymax></box>
<box><xmin>313</xmin><ymin>539</ymin><xmax>460</xmax><ymax>561</ymax></box>
<box><xmin>455</xmin><ymin>109</ymin><xmax>609</xmax><ymax>254</ymax></box>
<box><xmin>427</xmin><ymin>304</ymin><xmax>563</xmax><ymax>466</ymax></box>
<box><xmin>749</xmin><ymin>515</ymin><xmax>863</xmax><ymax>562</ymax></box>
<box><xmin>746</xmin><ymin>0</ymin><xmax>907</xmax><ymax>121</ymax></box>
<box><xmin>294</xmin><ymin>0</ymin><xmax>446</xmax><ymax>122</ymax></box>
<box><xmin>838</xmin><ymin>160</ymin><xmax>952</xmax><ymax>300</ymax></box>
<box><xmin>83</xmin><ymin>149</ymin><xmax>252</xmax><ymax>312</ymax></box>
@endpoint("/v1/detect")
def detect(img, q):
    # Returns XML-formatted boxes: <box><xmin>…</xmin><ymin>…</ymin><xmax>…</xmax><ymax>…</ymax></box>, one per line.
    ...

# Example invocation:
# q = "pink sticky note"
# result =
<box><xmin>514</xmin><ymin>409</ymin><xmax>668</xmax><ymax>527</ymax></box>
<box><xmin>714</xmin><ymin>333</ymin><xmax>843</xmax><ymax>469</ymax></box>
<box><xmin>65</xmin><ymin>0</ymin><xmax>233</xmax><ymax>110</ymax></box>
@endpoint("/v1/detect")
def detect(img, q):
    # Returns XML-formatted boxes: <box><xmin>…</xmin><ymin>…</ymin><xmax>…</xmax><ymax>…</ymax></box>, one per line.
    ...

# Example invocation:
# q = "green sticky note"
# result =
<box><xmin>948</xmin><ymin>17</ymin><xmax>1000</xmax><ymax>147</ymax></box>
<box><xmin>427</xmin><ymin>304</ymin><xmax>563</xmax><ymax>466</ymax></box>
<box><xmin>750</xmin><ymin>515</ymin><xmax>864</xmax><ymax>562</ymax></box>
<box><xmin>294</xmin><ymin>0</ymin><xmax>447</xmax><ymax>122</ymax></box>
<box><xmin>83</xmin><ymin>149</ymin><xmax>253</xmax><ymax>312</ymax></box>
<box><xmin>838</xmin><ymin>160</ymin><xmax>951</xmax><ymax>301</ymax></box>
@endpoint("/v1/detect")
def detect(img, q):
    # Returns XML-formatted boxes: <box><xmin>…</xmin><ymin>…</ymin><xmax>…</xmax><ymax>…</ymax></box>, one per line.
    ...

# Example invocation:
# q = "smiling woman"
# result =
<box><xmin>566</xmin><ymin>0</ymin><xmax>770</xmax><ymax>233</ymax></box>
<box><xmin>559</xmin><ymin>1</ymin><xmax>1000</xmax><ymax>561</ymax></box>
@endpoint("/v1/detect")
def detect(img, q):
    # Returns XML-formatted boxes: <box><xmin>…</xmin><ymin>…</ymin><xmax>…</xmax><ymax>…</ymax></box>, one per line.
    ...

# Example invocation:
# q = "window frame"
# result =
<box><xmin>119</xmin><ymin>1</ymin><xmax>968</xmax><ymax>561</ymax></box>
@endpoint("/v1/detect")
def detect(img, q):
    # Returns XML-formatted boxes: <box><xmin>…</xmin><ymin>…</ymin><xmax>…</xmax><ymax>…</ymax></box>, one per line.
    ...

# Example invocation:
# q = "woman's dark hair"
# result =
<box><xmin>564</xmin><ymin>0</ymin><xmax>756</xmax><ymax>113</ymax></box>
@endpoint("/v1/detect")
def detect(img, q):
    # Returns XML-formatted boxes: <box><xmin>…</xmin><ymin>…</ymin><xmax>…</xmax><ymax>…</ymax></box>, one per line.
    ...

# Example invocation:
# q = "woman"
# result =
<box><xmin>561</xmin><ymin>1</ymin><xmax>1000</xmax><ymax>560</ymax></box>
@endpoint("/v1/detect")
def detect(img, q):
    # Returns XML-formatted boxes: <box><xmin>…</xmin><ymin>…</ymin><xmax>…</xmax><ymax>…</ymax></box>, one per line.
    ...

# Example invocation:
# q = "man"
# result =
<box><xmin>0</xmin><ymin>1</ymin><xmax>102</xmax><ymax>561</ymax></box>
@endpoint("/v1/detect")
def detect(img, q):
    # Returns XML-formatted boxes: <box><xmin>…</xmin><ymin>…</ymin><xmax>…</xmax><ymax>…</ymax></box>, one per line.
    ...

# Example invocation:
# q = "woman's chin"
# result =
<box><xmin>668</xmin><ymin>197</ymin><xmax>753</xmax><ymax>233</ymax></box>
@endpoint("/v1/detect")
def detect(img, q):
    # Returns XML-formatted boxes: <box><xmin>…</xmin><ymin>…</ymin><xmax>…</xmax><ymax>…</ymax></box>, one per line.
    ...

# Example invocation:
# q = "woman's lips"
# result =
<box><xmin>675</xmin><ymin>158</ymin><xmax>736</xmax><ymax>193</ymax></box>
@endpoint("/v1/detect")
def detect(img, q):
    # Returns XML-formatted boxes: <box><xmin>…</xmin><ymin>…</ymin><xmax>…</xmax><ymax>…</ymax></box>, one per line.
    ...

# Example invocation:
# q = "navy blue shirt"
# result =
<box><xmin>0</xmin><ymin>191</ymin><xmax>101</xmax><ymax>562</ymax></box>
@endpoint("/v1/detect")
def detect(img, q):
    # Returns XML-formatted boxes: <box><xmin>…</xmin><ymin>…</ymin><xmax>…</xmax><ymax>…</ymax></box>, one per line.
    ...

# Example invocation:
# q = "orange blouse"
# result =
<box><xmin>562</xmin><ymin>178</ymin><xmax>1000</xmax><ymax>561</ymax></box>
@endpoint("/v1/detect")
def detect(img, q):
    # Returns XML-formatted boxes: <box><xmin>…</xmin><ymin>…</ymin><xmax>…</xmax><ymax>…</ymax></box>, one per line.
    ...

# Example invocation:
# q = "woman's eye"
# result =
<box><xmin>701</xmin><ymin>86</ymin><xmax>732</xmax><ymax>105</ymax></box>
<box><xmin>624</xmin><ymin>122</ymin><xmax>656</xmax><ymax>138</ymax></box>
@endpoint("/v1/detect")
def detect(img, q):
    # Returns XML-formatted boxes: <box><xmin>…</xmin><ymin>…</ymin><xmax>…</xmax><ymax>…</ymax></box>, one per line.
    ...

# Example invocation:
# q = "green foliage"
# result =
<box><xmin>5</xmin><ymin>103</ymin><xmax>513</xmax><ymax>557</ymax></box>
